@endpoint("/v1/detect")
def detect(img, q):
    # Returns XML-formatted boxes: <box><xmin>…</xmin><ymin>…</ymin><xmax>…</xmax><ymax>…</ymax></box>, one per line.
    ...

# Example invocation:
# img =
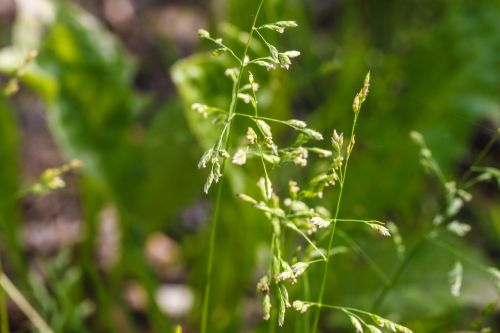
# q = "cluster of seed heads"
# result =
<box><xmin>4</xmin><ymin>49</ymin><xmax>38</xmax><ymax>96</ymax></box>
<box><xmin>193</xmin><ymin>10</ymin><xmax>415</xmax><ymax>332</ymax></box>
<box><xmin>27</xmin><ymin>159</ymin><xmax>82</xmax><ymax>195</ymax></box>
<box><xmin>195</xmin><ymin>20</ymin><xmax>326</xmax><ymax>199</ymax></box>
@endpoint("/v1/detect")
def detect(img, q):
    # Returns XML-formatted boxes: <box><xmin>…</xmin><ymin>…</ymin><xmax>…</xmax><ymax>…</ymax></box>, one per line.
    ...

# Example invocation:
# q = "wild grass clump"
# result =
<box><xmin>191</xmin><ymin>1</ymin><xmax>414</xmax><ymax>332</ymax></box>
<box><xmin>0</xmin><ymin>50</ymin><xmax>87</xmax><ymax>333</ymax></box>
<box><xmin>190</xmin><ymin>1</ymin><xmax>500</xmax><ymax>333</ymax></box>
<box><xmin>1</xmin><ymin>2</ymin><xmax>498</xmax><ymax>333</ymax></box>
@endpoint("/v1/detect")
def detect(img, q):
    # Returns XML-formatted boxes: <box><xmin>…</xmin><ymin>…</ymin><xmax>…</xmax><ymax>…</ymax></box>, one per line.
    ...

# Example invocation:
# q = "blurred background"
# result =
<box><xmin>0</xmin><ymin>0</ymin><xmax>499</xmax><ymax>332</ymax></box>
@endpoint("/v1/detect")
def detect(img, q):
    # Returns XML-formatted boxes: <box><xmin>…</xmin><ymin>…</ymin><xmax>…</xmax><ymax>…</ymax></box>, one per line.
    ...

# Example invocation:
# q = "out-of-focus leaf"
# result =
<box><xmin>171</xmin><ymin>53</ymin><xmax>232</xmax><ymax>149</ymax></box>
<box><xmin>0</xmin><ymin>3</ymin><xmax>180</xmax><ymax>331</ymax></box>
<box><xmin>138</xmin><ymin>100</ymin><xmax>201</xmax><ymax>224</ymax></box>
<box><xmin>28</xmin><ymin>3</ymin><xmax>149</xmax><ymax>212</ymax></box>
<box><xmin>0</xmin><ymin>0</ymin><xmax>55</xmax><ymax>72</ymax></box>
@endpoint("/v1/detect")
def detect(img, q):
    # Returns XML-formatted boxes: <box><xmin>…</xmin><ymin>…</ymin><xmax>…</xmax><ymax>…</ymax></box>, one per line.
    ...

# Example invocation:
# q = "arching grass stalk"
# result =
<box><xmin>200</xmin><ymin>1</ymin><xmax>265</xmax><ymax>332</ymax></box>
<box><xmin>311</xmin><ymin>72</ymin><xmax>370</xmax><ymax>333</ymax></box>
<box><xmin>296</xmin><ymin>300</ymin><xmax>412</xmax><ymax>333</ymax></box>
<box><xmin>369</xmin><ymin>130</ymin><xmax>452</xmax><ymax>312</ymax></box>
<box><xmin>371</xmin><ymin>128</ymin><xmax>499</xmax><ymax>312</ymax></box>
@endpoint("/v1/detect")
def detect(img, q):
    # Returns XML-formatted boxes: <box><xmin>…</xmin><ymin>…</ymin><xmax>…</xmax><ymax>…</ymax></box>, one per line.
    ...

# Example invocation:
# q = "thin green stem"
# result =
<box><xmin>333</xmin><ymin>219</ymin><xmax>384</xmax><ymax>224</ymax></box>
<box><xmin>248</xmin><ymin>56</ymin><xmax>273</xmax><ymax>64</ymax></box>
<box><xmin>274</xmin><ymin>230</ymin><xmax>283</xmax><ymax>268</ymax></box>
<box><xmin>306</xmin><ymin>301</ymin><xmax>380</xmax><ymax>318</ymax></box>
<box><xmin>230</xmin><ymin>1</ymin><xmax>264</xmax><ymax>118</ymax></box>
<box><xmin>223</xmin><ymin>48</ymin><xmax>243</xmax><ymax>65</ymax></box>
<box><xmin>431</xmin><ymin>160</ymin><xmax>447</xmax><ymax>189</ymax></box>
<box><xmin>336</xmin><ymin>230</ymin><xmax>389</xmax><ymax>284</ymax></box>
<box><xmin>463</xmin><ymin>176</ymin><xmax>485</xmax><ymax>190</ymax></box>
<box><xmin>203</xmin><ymin>36</ymin><xmax>242</xmax><ymax>65</ymax></box>
<box><xmin>201</xmin><ymin>177</ymin><xmax>224</xmax><ymax>333</ymax></box>
<box><xmin>268</xmin><ymin>232</ymin><xmax>277</xmax><ymax>281</ymax></box>
<box><xmin>249</xmin><ymin>73</ymin><xmax>275</xmax><ymax>189</ymax></box>
<box><xmin>311</xmin><ymin>113</ymin><xmax>359</xmax><ymax>333</ymax></box>
<box><xmin>257</xmin><ymin>142</ymin><xmax>272</xmax><ymax>192</ymax></box>
<box><xmin>341</xmin><ymin>309</ymin><xmax>371</xmax><ymax>328</ymax></box>
<box><xmin>200</xmin><ymin>86</ymin><xmax>233</xmax><ymax>333</ymax></box>
<box><xmin>305</xmin><ymin>259</ymin><xmax>328</xmax><ymax>265</ymax></box>
<box><xmin>234</xmin><ymin>112</ymin><xmax>303</xmax><ymax>130</ymax></box>
<box><xmin>460</xmin><ymin>128</ymin><xmax>499</xmax><ymax>185</ymax></box>
<box><xmin>254</xmin><ymin>29</ymin><xmax>273</xmax><ymax>49</ymax></box>
<box><xmin>200</xmin><ymin>1</ymin><xmax>265</xmax><ymax>332</ymax></box>
<box><xmin>286</xmin><ymin>223</ymin><xmax>327</xmax><ymax>261</ymax></box>
<box><xmin>268</xmin><ymin>233</ymin><xmax>276</xmax><ymax>278</ymax></box>
<box><xmin>430</xmin><ymin>238</ymin><xmax>494</xmax><ymax>275</ymax></box>
<box><xmin>200</xmin><ymin>178</ymin><xmax>224</xmax><ymax>333</ymax></box>
<box><xmin>371</xmin><ymin>235</ymin><xmax>426</xmax><ymax>312</ymax></box>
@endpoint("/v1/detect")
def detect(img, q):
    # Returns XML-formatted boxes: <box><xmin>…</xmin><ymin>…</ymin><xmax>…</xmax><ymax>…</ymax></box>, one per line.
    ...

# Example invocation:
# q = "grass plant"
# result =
<box><xmin>0</xmin><ymin>2</ymin><xmax>498</xmax><ymax>333</ymax></box>
<box><xmin>193</xmin><ymin>2</ymin><xmax>414</xmax><ymax>332</ymax></box>
<box><xmin>192</xmin><ymin>2</ymin><xmax>500</xmax><ymax>332</ymax></box>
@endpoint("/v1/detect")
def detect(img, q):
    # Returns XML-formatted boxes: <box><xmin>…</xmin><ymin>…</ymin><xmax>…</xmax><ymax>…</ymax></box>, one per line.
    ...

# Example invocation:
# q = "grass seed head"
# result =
<box><xmin>246</xmin><ymin>127</ymin><xmax>257</xmax><ymax>144</ymax></box>
<box><xmin>262</xmin><ymin>294</ymin><xmax>271</xmax><ymax>321</ymax></box>
<box><xmin>197</xmin><ymin>29</ymin><xmax>210</xmax><ymax>39</ymax></box>
<box><xmin>349</xmin><ymin>315</ymin><xmax>364</xmax><ymax>333</ymax></box>
<box><xmin>310</xmin><ymin>216</ymin><xmax>330</xmax><ymax>229</ymax></box>
<box><xmin>292</xmin><ymin>300</ymin><xmax>311</xmax><ymax>313</ymax></box>
<box><xmin>370</xmin><ymin>223</ymin><xmax>391</xmax><ymax>237</ymax></box>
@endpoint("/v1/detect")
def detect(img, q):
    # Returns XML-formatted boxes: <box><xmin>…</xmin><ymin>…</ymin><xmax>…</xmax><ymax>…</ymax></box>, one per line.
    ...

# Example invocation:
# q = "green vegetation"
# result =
<box><xmin>0</xmin><ymin>0</ymin><xmax>498</xmax><ymax>332</ymax></box>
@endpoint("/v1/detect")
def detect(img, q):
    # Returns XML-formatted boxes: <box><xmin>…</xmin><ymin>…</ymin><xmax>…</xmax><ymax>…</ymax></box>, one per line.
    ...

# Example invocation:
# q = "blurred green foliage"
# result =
<box><xmin>0</xmin><ymin>95</ymin><xmax>22</xmax><ymax>273</ymax></box>
<box><xmin>0</xmin><ymin>0</ymin><xmax>498</xmax><ymax>332</ymax></box>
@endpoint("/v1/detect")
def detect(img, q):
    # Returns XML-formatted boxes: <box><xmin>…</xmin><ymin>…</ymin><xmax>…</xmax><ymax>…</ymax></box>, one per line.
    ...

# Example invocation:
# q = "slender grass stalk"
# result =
<box><xmin>200</xmin><ymin>2</ymin><xmax>265</xmax><ymax>332</ymax></box>
<box><xmin>0</xmin><ymin>273</ymin><xmax>54</xmax><ymax>333</ymax></box>
<box><xmin>336</xmin><ymin>230</ymin><xmax>389</xmax><ymax>285</ymax></box>
<box><xmin>200</xmin><ymin>178</ymin><xmax>224</xmax><ymax>333</ymax></box>
<box><xmin>297</xmin><ymin>300</ymin><xmax>412</xmax><ymax>333</ymax></box>
<box><xmin>460</xmin><ymin>128</ymin><xmax>499</xmax><ymax>184</ymax></box>
<box><xmin>371</xmin><ymin>236</ymin><xmax>426</xmax><ymax>312</ymax></box>
<box><xmin>286</xmin><ymin>224</ymin><xmax>327</xmax><ymax>261</ymax></box>
<box><xmin>430</xmin><ymin>238</ymin><xmax>499</xmax><ymax>275</ymax></box>
<box><xmin>0</xmin><ymin>256</ymin><xmax>9</xmax><ymax>333</ymax></box>
<box><xmin>311</xmin><ymin>110</ymin><xmax>361</xmax><ymax>333</ymax></box>
<box><xmin>307</xmin><ymin>301</ymin><xmax>388</xmax><ymax>317</ymax></box>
